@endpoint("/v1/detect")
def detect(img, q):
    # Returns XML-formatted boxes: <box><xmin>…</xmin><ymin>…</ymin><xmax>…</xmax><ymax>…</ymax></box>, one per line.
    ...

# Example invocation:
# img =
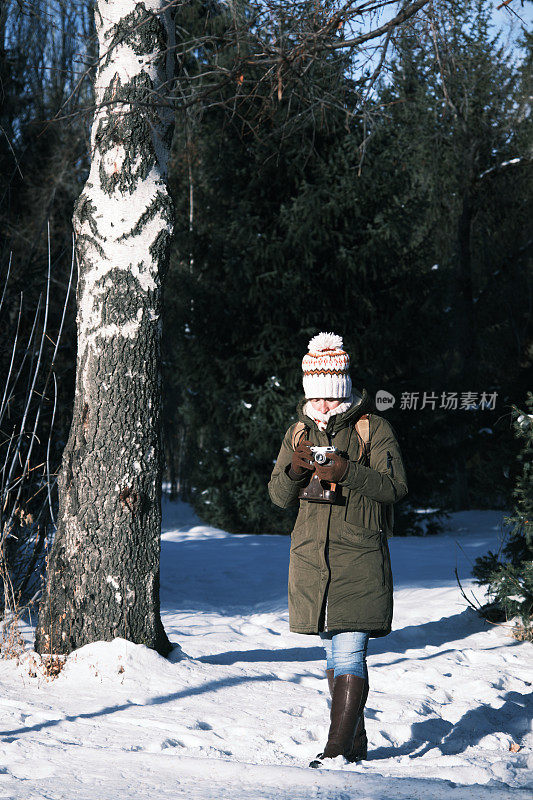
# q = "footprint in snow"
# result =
<box><xmin>281</xmin><ymin>706</ymin><xmax>305</xmax><ymax>718</ymax></box>
<box><xmin>145</xmin><ymin>737</ymin><xmax>185</xmax><ymax>752</ymax></box>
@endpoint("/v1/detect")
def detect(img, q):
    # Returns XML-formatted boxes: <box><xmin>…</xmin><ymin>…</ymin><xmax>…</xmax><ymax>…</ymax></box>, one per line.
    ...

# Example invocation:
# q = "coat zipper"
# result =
<box><xmin>324</xmin><ymin>516</ymin><xmax>331</xmax><ymax>631</ymax></box>
<box><xmin>379</xmin><ymin>527</ymin><xmax>386</xmax><ymax>585</ymax></box>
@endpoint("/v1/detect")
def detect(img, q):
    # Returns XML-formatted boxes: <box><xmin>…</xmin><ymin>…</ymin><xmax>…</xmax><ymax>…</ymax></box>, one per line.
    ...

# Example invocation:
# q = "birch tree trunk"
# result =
<box><xmin>36</xmin><ymin>0</ymin><xmax>175</xmax><ymax>656</ymax></box>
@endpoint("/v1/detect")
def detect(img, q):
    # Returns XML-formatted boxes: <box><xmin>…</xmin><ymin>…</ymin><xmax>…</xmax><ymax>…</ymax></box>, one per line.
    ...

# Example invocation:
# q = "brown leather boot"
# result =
<box><xmin>325</xmin><ymin>669</ymin><xmax>368</xmax><ymax>760</ymax></box>
<box><xmin>349</xmin><ymin>679</ymin><xmax>368</xmax><ymax>760</ymax></box>
<box><xmin>310</xmin><ymin>674</ymin><xmax>367</xmax><ymax>767</ymax></box>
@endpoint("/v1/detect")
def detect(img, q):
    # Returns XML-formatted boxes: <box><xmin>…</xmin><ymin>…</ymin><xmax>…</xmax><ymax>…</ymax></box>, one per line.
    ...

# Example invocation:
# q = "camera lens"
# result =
<box><xmin>314</xmin><ymin>452</ymin><xmax>327</xmax><ymax>465</ymax></box>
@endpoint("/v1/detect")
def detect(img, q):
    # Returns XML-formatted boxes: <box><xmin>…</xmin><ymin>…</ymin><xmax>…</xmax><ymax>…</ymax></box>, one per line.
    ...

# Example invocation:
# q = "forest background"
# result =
<box><xmin>0</xmin><ymin>0</ymin><xmax>531</xmax><ymax>612</ymax></box>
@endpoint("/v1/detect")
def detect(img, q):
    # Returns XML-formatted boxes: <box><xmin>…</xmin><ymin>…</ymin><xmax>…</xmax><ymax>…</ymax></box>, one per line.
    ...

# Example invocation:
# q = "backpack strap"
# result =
<box><xmin>354</xmin><ymin>413</ymin><xmax>371</xmax><ymax>463</ymax></box>
<box><xmin>355</xmin><ymin>413</ymin><xmax>370</xmax><ymax>443</ymax></box>
<box><xmin>354</xmin><ymin>413</ymin><xmax>393</xmax><ymax>533</ymax></box>
<box><xmin>291</xmin><ymin>422</ymin><xmax>309</xmax><ymax>449</ymax></box>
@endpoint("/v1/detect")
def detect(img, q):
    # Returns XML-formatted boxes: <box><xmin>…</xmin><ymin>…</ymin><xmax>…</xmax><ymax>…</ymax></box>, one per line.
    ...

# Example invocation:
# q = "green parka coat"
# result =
<box><xmin>268</xmin><ymin>389</ymin><xmax>408</xmax><ymax>637</ymax></box>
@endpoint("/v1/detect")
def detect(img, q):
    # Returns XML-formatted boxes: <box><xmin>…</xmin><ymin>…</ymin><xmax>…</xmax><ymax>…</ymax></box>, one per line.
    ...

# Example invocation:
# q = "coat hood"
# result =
<box><xmin>296</xmin><ymin>388</ymin><xmax>373</xmax><ymax>434</ymax></box>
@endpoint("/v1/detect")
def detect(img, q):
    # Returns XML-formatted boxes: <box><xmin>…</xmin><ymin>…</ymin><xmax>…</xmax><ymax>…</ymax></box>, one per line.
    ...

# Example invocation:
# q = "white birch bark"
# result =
<box><xmin>36</xmin><ymin>0</ymin><xmax>175</xmax><ymax>655</ymax></box>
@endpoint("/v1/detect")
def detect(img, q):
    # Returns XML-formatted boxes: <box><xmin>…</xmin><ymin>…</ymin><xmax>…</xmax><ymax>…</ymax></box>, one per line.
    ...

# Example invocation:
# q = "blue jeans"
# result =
<box><xmin>320</xmin><ymin>630</ymin><xmax>369</xmax><ymax>680</ymax></box>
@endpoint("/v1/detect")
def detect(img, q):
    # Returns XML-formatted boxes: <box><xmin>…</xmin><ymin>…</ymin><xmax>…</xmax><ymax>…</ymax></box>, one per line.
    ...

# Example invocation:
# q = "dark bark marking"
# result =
<box><xmin>119</xmin><ymin>191</ymin><xmax>172</xmax><ymax>241</ymax></box>
<box><xmin>97</xmin><ymin>73</ymin><xmax>162</xmax><ymax>194</ymax></box>
<box><xmin>119</xmin><ymin>485</ymin><xmax>139</xmax><ymax>512</ymax></box>
<box><xmin>102</xmin><ymin>4</ymin><xmax>166</xmax><ymax>71</ymax></box>
<box><xmin>149</xmin><ymin>227</ymin><xmax>172</xmax><ymax>278</ymax></box>
<box><xmin>82</xmin><ymin>402</ymin><xmax>89</xmax><ymax>436</ymax></box>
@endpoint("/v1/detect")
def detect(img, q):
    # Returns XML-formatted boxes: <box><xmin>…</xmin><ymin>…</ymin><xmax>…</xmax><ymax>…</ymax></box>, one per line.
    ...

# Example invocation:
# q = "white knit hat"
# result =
<box><xmin>302</xmin><ymin>332</ymin><xmax>352</xmax><ymax>399</ymax></box>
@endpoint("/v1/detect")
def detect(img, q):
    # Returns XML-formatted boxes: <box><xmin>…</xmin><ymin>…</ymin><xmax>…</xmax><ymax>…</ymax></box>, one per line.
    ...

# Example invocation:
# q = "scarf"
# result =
<box><xmin>303</xmin><ymin>392</ymin><xmax>359</xmax><ymax>432</ymax></box>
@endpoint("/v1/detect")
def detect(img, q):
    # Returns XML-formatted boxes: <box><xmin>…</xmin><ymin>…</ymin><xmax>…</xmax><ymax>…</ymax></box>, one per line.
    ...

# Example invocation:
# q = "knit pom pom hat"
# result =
<box><xmin>302</xmin><ymin>332</ymin><xmax>352</xmax><ymax>399</ymax></box>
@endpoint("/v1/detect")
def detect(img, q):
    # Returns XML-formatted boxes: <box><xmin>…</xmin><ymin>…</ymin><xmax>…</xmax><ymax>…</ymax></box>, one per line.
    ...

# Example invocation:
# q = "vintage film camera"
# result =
<box><xmin>310</xmin><ymin>445</ymin><xmax>337</xmax><ymax>465</ymax></box>
<box><xmin>299</xmin><ymin>445</ymin><xmax>344</xmax><ymax>504</ymax></box>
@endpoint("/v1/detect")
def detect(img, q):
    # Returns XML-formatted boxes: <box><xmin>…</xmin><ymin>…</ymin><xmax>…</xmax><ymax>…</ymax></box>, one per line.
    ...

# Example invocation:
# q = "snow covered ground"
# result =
<box><xmin>0</xmin><ymin>505</ymin><xmax>531</xmax><ymax>799</ymax></box>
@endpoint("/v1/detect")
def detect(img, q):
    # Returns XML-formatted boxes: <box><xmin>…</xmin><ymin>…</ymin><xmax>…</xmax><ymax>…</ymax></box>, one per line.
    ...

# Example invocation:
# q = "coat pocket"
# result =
<box><xmin>341</xmin><ymin>520</ymin><xmax>381</xmax><ymax>547</ymax></box>
<box><xmin>341</xmin><ymin>521</ymin><xmax>386</xmax><ymax>585</ymax></box>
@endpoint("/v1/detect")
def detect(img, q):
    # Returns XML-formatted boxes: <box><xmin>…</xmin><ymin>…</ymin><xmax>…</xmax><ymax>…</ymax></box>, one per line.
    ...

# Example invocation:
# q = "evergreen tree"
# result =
<box><xmin>376</xmin><ymin>0</ymin><xmax>532</xmax><ymax>511</ymax></box>
<box><xmin>472</xmin><ymin>392</ymin><xmax>533</xmax><ymax>640</ymax></box>
<box><xmin>163</xmin><ymin>4</ymin><xmax>438</xmax><ymax>533</ymax></box>
<box><xmin>162</xmin><ymin>0</ymin><xmax>531</xmax><ymax>533</ymax></box>
<box><xmin>164</xmin><ymin>2</ymin><xmax>368</xmax><ymax>532</ymax></box>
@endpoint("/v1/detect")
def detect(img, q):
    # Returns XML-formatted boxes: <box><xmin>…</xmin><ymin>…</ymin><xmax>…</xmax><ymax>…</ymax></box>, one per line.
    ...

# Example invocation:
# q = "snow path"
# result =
<box><xmin>0</xmin><ymin>507</ymin><xmax>531</xmax><ymax>799</ymax></box>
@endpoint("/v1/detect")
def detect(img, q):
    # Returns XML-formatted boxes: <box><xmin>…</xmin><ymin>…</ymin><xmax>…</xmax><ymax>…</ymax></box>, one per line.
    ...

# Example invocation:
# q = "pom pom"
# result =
<box><xmin>307</xmin><ymin>332</ymin><xmax>343</xmax><ymax>353</ymax></box>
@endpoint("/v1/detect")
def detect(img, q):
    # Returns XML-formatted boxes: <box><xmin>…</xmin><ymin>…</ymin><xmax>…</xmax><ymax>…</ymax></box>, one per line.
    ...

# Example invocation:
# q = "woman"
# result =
<box><xmin>268</xmin><ymin>332</ymin><xmax>408</xmax><ymax>768</ymax></box>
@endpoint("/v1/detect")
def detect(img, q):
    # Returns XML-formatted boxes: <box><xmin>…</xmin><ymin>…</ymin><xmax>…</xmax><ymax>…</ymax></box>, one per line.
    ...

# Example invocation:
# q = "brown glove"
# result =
<box><xmin>314</xmin><ymin>451</ymin><xmax>349</xmax><ymax>483</ymax></box>
<box><xmin>288</xmin><ymin>440</ymin><xmax>315</xmax><ymax>480</ymax></box>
